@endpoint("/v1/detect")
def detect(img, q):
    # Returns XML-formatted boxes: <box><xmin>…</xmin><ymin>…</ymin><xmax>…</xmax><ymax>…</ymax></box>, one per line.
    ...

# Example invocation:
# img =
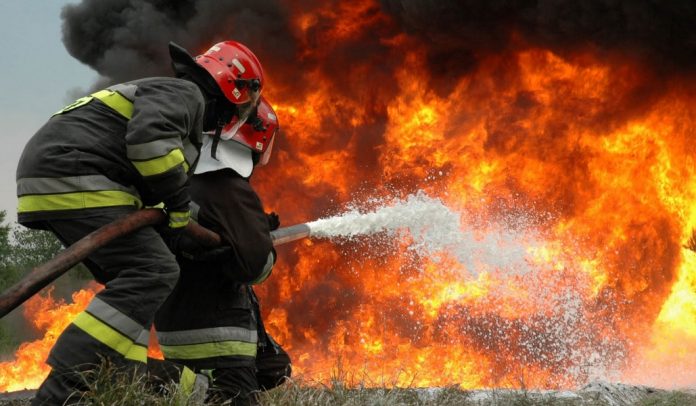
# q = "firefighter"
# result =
<box><xmin>154</xmin><ymin>97</ymin><xmax>291</xmax><ymax>405</ymax></box>
<box><xmin>16</xmin><ymin>40</ymin><xmax>265</xmax><ymax>405</ymax></box>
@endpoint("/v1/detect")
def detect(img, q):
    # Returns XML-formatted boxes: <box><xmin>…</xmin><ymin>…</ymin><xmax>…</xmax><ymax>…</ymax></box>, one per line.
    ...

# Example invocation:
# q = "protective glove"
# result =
<box><xmin>158</xmin><ymin>224</ymin><xmax>232</xmax><ymax>262</ymax></box>
<box><xmin>157</xmin><ymin>205</ymin><xmax>189</xmax><ymax>255</ymax></box>
<box><xmin>157</xmin><ymin>224</ymin><xmax>183</xmax><ymax>254</ymax></box>
<box><xmin>187</xmin><ymin>246</ymin><xmax>232</xmax><ymax>262</ymax></box>
<box><xmin>178</xmin><ymin>233</ymin><xmax>232</xmax><ymax>262</ymax></box>
<box><xmin>266</xmin><ymin>212</ymin><xmax>280</xmax><ymax>231</ymax></box>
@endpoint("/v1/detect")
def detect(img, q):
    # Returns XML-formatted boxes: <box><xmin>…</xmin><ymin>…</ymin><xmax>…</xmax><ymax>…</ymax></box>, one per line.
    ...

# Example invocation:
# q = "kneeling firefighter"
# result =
<box><xmin>154</xmin><ymin>97</ymin><xmax>291</xmax><ymax>405</ymax></box>
<box><xmin>17</xmin><ymin>39</ymin><xmax>265</xmax><ymax>405</ymax></box>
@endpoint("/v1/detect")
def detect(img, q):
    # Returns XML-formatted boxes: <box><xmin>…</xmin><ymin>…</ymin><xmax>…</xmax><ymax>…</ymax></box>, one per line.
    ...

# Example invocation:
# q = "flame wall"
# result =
<box><xmin>253</xmin><ymin>45</ymin><xmax>696</xmax><ymax>387</ymax></box>
<box><xmin>250</xmin><ymin>0</ymin><xmax>696</xmax><ymax>388</ymax></box>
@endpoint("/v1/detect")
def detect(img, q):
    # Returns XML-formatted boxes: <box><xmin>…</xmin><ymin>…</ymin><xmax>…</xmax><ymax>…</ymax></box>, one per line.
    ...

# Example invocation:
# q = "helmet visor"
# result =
<box><xmin>258</xmin><ymin>130</ymin><xmax>276</xmax><ymax>166</ymax></box>
<box><xmin>220</xmin><ymin>85</ymin><xmax>261</xmax><ymax>141</ymax></box>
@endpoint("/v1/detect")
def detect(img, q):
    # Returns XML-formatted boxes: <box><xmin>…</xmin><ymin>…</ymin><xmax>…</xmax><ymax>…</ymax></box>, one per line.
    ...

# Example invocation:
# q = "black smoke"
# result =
<box><xmin>381</xmin><ymin>0</ymin><xmax>696</xmax><ymax>77</ymax></box>
<box><xmin>61</xmin><ymin>0</ymin><xmax>296</xmax><ymax>85</ymax></box>
<box><xmin>61</xmin><ymin>0</ymin><xmax>696</xmax><ymax>102</ymax></box>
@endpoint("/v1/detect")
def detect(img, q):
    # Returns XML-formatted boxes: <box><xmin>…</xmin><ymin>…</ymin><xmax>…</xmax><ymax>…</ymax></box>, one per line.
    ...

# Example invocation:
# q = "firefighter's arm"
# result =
<box><xmin>198</xmin><ymin>173</ymin><xmax>275</xmax><ymax>284</ymax></box>
<box><xmin>125</xmin><ymin>79</ymin><xmax>204</xmax><ymax>228</ymax></box>
<box><xmin>213</xmin><ymin>214</ymin><xmax>275</xmax><ymax>285</ymax></box>
<box><xmin>172</xmin><ymin>231</ymin><xmax>275</xmax><ymax>284</ymax></box>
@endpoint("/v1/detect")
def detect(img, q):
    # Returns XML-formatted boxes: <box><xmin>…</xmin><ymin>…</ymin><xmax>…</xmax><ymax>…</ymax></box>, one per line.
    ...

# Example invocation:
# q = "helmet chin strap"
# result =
<box><xmin>210</xmin><ymin>96</ymin><xmax>256</xmax><ymax>160</ymax></box>
<box><xmin>210</xmin><ymin>117</ymin><xmax>225</xmax><ymax>160</ymax></box>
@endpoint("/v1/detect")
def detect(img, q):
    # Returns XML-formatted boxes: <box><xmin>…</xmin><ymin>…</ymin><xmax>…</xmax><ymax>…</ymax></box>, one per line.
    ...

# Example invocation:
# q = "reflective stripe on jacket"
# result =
<box><xmin>157</xmin><ymin>326</ymin><xmax>258</xmax><ymax>361</ymax></box>
<box><xmin>17</xmin><ymin>175</ymin><xmax>142</xmax><ymax>214</ymax></box>
<box><xmin>16</xmin><ymin>77</ymin><xmax>204</xmax><ymax>225</ymax></box>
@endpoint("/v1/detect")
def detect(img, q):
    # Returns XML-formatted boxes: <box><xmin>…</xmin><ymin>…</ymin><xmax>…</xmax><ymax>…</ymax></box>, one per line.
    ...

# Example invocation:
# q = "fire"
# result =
<box><xmin>3</xmin><ymin>0</ymin><xmax>695</xmax><ymax>392</ymax></box>
<box><xmin>0</xmin><ymin>284</ymin><xmax>164</xmax><ymax>391</ymax></box>
<box><xmin>253</xmin><ymin>1</ymin><xmax>696</xmax><ymax>390</ymax></box>
<box><xmin>622</xmin><ymin>251</ymin><xmax>696</xmax><ymax>385</ymax></box>
<box><xmin>0</xmin><ymin>285</ymin><xmax>99</xmax><ymax>392</ymax></box>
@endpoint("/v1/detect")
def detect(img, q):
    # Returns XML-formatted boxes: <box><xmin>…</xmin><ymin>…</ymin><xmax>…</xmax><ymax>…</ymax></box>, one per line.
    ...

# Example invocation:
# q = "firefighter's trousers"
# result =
<box><xmin>205</xmin><ymin>338</ymin><xmax>292</xmax><ymax>406</ymax></box>
<box><xmin>31</xmin><ymin>210</ymin><xmax>180</xmax><ymax>405</ymax></box>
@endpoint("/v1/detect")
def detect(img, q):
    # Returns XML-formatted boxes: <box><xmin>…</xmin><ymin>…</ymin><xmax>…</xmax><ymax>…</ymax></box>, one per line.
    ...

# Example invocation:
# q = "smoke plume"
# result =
<box><xmin>62</xmin><ymin>0</ymin><xmax>696</xmax><ymax>86</ymax></box>
<box><xmin>61</xmin><ymin>0</ymin><xmax>296</xmax><ymax>85</ymax></box>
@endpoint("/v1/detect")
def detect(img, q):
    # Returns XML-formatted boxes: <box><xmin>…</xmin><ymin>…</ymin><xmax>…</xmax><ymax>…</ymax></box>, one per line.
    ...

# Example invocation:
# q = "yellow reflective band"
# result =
<box><xmin>168</xmin><ymin>210</ymin><xmax>190</xmax><ymax>229</ymax></box>
<box><xmin>53</xmin><ymin>95</ymin><xmax>93</xmax><ymax>116</ymax></box>
<box><xmin>179</xmin><ymin>366</ymin><xmax>196</xmax><ymax>396</ymax></box>
<box><xmin>17</xmin><ymin>190</ymin><xmax>142</xmax><ymax>213</ymax></box>
<box><xmin>52</xmin><ymin>89</ymin><xmax>134</xmax><ymax>118</ymax></box>
<box><xmin>72</xmin><ymin>312</ymin><xmax>147</xmax><ymax>362</ymax></box>
<box><xmin>92</xmin><ymin>89</ymin><xmax>134</xmax><ymax>119</ymax></box>
<box><xmin>160</xmin><ymin>340</ymin><xmax>257</xmax><ymax>360</ymax></box>
<box><xmin>132</xmin><ymin>148</ymin><xmax>185</xmax><ymax>177</ymax></box>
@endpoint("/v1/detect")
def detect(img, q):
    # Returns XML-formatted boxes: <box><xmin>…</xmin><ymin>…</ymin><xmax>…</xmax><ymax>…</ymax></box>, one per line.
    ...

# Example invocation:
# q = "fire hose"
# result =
<box><xmin>0</xmin><ymin>208</ymin><xmax>311</xmax><ymax>319</ymax></box>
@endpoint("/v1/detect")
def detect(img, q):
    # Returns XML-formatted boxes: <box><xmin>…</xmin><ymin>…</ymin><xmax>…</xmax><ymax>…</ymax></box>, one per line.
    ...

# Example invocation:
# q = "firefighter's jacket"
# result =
<box><xmin>155</xmin><ymin>168</ymin><xmax>275</xmax><ymax>369</ymax></box>
<box><xmin>16</xmin><ymin>77</ymin><xmax>204</xmax><ymax>227</ymax></box>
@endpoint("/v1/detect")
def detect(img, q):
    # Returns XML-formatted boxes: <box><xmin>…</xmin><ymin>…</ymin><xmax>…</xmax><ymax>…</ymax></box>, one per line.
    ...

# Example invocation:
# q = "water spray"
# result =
<box><xmin>0</xmin><ymin>193</ymin><xmax>483</xmax><ymax>318</ymax></box>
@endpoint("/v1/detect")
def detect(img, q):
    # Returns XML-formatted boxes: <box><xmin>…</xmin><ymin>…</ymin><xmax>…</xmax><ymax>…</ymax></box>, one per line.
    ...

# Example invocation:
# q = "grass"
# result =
<box><xmin>637</xmin><ymin>391</ymin><xmax>696</xmax><ymax>406</ymax></box>
<box><xmin>0</xmin><ymin>361</ymin><xmax>197</xmax><ymax>406</ymax></box>
<box><xmin>258</xmin><ymin>380</ymin><xmax>592</xmax><ymax>405</ymax></box>
<box><xmin>3</xmin><ymin>384</ymin><xmax>696</xmax><ymax>405</ymax></box>
<box><xmin>2</xmin><ymin>362</ymin><xmax>695</xmax><ymax>405</ymax></box>
<box><xmin>260</xmin><ymin>379</ymin><xmax>470</xmax><ymax>405</ymax></box>
<box><xmin>69</xmin><ymin>362</ymin><xmax>195</xmax><ymax>406</ymax></box>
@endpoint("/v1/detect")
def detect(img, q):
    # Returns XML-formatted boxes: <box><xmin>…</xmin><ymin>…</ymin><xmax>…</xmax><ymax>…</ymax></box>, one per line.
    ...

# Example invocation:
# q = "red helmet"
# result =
<box><xmin>194</xmin><ymin>41</ymin><xmax>264</xmax><ymax>106</ymax></box>
<box><xmin>220</xmin><ymin>96</ymin><xmax>279</xmax><ymax>166</ymax></box>
<box><xmin>169</xmin><ymin>41</ymin><xmax>264</xmax><ymax>107</ymax></box>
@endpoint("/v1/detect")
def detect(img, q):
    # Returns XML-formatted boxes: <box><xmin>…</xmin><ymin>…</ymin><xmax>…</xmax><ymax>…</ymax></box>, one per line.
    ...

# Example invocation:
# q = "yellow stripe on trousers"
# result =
<box><xmin>72</xmin><ymin>311</ymin><xmax>147</xmax><ymax>362</ymax></box>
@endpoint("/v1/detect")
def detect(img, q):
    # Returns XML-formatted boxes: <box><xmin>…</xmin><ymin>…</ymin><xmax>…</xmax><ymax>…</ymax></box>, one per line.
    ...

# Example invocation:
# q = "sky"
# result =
<box><xmin>0</xmin><ymin>1</ymin><xmax>96</xmax><ymax>223</ymax></box>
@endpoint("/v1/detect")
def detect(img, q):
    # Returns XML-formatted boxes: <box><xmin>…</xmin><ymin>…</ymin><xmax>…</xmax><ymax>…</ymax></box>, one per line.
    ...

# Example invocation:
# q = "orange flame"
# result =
<box><xmin>0</xmin><ymin>285</ymin><xmax>99</xmax><ymax>392</ymax></box>
<box><xmin>0</xmin><ymin>285</ymin><xmax>167</xmax><ymax>391</ymax></box>
<box><xmin>253</xmin><ymin>1</ymin><xmax>696</xmax><ymax>389</ymax></box>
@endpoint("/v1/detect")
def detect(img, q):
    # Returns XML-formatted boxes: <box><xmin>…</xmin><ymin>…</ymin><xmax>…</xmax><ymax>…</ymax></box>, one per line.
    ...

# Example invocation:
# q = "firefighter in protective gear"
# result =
<box><xmin>155</xmin><ymin>97</ymin><xmax>290</xmax><ymax>405</ymax></box>
<box><xmin>16</xmin><ymin>40</ymin><xmax>265</xmax><ymax>405</ymax></box>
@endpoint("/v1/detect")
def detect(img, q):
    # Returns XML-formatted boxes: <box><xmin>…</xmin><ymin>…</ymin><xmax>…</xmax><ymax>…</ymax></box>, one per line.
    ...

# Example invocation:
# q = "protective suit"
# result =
<box><xmin>17</xmin><ymin>40</ymin><xmax>266</xmax><ymax>405</ymax></box>
<box><xmin>155</xmin><ymin>97</ymin><xmax>291</xmax><ymax>405</ymax></box>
